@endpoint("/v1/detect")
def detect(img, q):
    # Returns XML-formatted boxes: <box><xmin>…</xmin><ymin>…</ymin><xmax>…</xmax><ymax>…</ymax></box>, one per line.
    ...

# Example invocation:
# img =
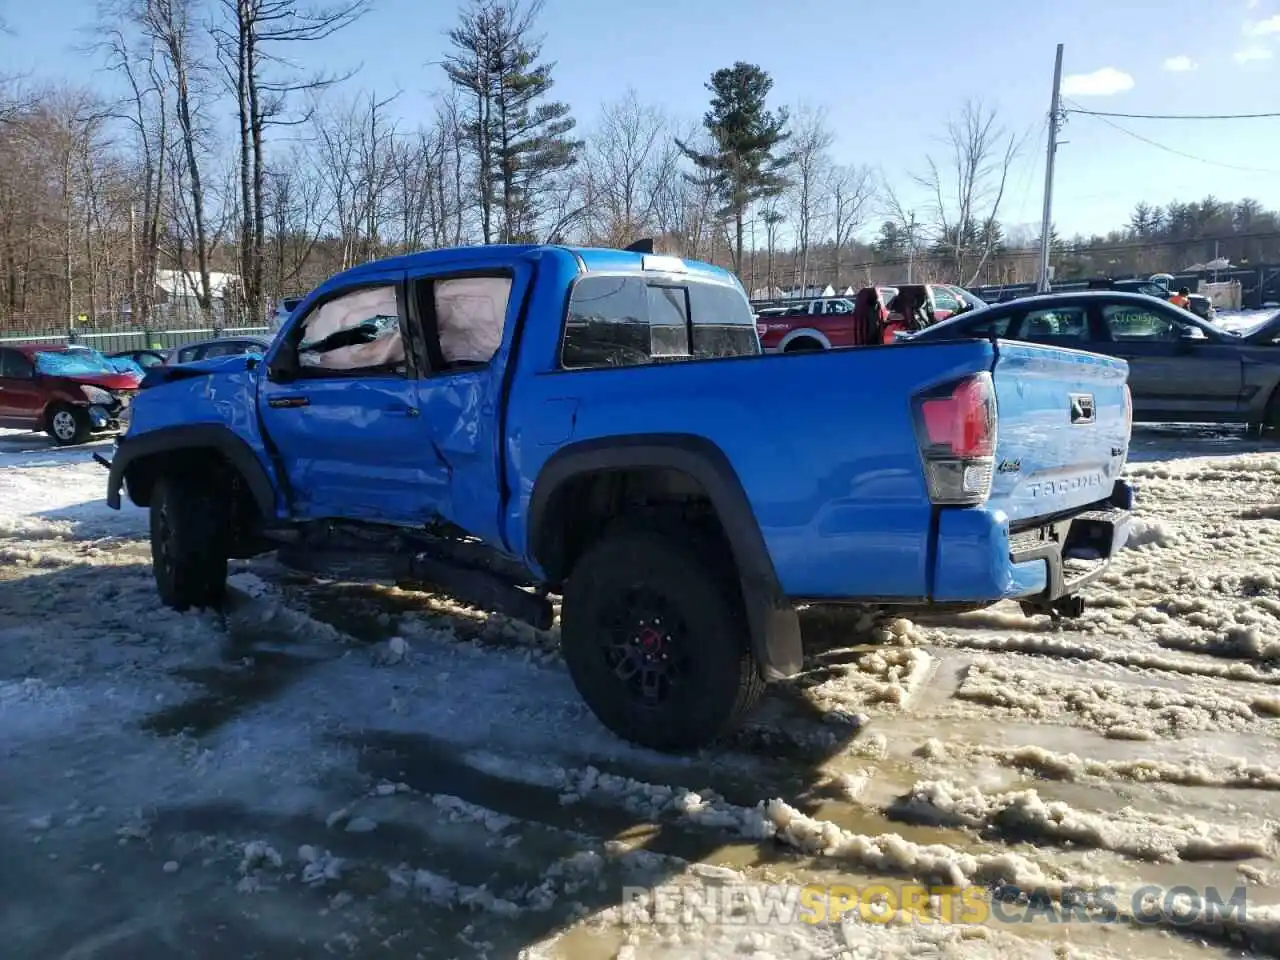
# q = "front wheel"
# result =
<box><xmin>560</xmin><ymin>526</ymin><xmax>765</xmax><ymax>752</ymax></box>
<box><xmin>46</xmin><ymin>404</ymin><xmax>89</xmax><ymax>446</ymax></box>
<box><xmin>150</xmin><ymin>475</ymin><xmax>229</xmax><ymax>611</ymax></box>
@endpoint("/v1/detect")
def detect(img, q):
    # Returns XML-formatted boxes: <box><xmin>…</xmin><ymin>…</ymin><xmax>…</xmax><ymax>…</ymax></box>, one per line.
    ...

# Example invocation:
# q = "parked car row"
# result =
<box><xmin>750</xmin><ymin>283</ymin><xmax>986</xmax><ymax>352</ymax></box>
<box><xmin>109</xmin><ymin>335</ymin><xmax>272</xmax><ymax>374</ymax></box>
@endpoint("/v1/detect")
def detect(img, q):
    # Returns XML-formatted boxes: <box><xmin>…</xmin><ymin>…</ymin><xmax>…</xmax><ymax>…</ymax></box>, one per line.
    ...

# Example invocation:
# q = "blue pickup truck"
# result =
<box><xmin>103</xmin><ymin>244</ymin><xmax>1134</xmax><ymax>751</ymax></box>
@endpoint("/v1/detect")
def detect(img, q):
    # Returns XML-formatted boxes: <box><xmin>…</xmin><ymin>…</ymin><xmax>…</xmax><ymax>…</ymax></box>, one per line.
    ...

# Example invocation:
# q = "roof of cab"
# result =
<box><xmin>319</xmin><ymin>243</ymin><xmax>737</xmax><ymax>292</ymax></box>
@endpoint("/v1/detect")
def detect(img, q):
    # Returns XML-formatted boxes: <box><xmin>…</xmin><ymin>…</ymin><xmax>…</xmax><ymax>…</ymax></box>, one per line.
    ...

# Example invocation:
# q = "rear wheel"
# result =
<box><xmin>1257</xmin><ymin>389</ymin><xmax>1280</xmax><ymax>437</ymax></box>
<box><xmin>784</xmin><ymin>338</ymin><xmax>824</xmax><ymax>353</ymax></box>
<box><xmin>150</xmin><ymin>474</ymin><xmax>229</xmax><ymax>611</ymax></box>
<box><xmin>560</xmin><ymin>525</ymin><xmax>765</xmax><ymax>752</ymax></box>
<box><xmin>46</xmin><ymin>404</ymin><xmax>89</xmax><ymax>446</ymax></box>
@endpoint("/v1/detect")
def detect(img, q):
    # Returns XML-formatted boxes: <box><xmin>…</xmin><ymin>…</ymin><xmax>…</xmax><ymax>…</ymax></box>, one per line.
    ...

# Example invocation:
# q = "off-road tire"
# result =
<box><xmin>560</xmin><ymin>524</ymin><xmax>765</xmax><ymax>752</ymax></box>
<box><xmin>46</xmin><ymin>404</ymin><xmax>90</xmax><ymax>446</ymax></box>
<box><xmin>150</xmin><ymin>474</ymin><xmax>230</xmax><ymax>611</ymax></box>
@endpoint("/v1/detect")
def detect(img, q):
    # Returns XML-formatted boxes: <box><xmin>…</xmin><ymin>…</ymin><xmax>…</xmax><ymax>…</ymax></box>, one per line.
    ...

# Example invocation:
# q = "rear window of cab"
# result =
<box><xmin>561</xmin><ymin>275</ymin><xmax>759</xmax><ymax>369</ymax></box>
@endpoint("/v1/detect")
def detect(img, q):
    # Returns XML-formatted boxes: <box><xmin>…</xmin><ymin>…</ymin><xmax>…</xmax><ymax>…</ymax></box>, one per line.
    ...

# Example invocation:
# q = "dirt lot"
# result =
<box><xmin>2</xmin><ymin>425</ymin><xmax>1280</xmax><ymax>959</ymax></box>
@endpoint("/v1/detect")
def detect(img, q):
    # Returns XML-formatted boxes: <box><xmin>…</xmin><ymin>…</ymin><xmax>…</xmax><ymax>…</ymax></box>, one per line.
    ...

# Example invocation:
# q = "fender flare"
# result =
<box><xmin>107</xmin><ymin>424</ymin><xmax>276</xmax><ymax>517</ymax></box>
<box><xmin>528</xmin><ymin>434</ymin><xmax>803</xmax><ymax>679</ymax></box>
<box><xmin>776</xmin><ymin>327</ymin><xmax>831</xmax><ymax>351</ymax></box>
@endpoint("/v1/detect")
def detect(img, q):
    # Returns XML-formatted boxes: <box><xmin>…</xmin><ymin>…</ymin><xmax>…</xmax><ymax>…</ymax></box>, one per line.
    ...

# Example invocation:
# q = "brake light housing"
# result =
<box><xmin>912</xmin><ymin>372</ymin><xmax>997</xmax><ymax>505</ymax></box>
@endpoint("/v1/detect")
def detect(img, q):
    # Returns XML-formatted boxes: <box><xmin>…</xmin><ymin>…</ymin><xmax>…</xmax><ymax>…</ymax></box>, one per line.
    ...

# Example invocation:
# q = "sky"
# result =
<box><xmin>2</xmin><ymin>0</ymin><xmax>1279</xmax><ymax>241</ymax></box>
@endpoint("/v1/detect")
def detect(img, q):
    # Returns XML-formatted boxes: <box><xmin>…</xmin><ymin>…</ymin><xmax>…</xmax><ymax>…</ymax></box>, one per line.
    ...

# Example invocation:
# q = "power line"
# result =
<box><xmin>1064</xmin><ymin>100</ymin><xmax>1280</xmax><ymax>175</ymax></box>
<box><xmin>1066</xmin><ymin>107</ymin><xmax>1280</xmax><ymax>121</ymax></box>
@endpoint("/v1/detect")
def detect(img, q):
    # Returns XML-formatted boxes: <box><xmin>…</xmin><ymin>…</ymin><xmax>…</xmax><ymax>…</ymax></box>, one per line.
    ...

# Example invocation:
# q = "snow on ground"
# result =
<box><xmin>3</xmin><ymin>423</ymin><xmax>1280</xmax><ymax>958</ymax></box>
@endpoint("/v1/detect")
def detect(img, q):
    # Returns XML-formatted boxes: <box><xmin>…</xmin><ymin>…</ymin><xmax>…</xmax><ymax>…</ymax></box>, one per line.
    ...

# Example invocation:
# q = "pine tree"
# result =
<box><xmin>677</xmin><ymin>62</ymin><xmax>793</xmax><ymax>276</ymax></box>
<box><xmin>444</xmin><ymin>0</ymin><xmax>579</xmax><ymax>243</ymax></box>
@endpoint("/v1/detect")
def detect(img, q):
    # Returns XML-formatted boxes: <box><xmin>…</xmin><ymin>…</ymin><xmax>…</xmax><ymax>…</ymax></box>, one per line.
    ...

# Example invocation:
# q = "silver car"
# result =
<box><xmin>167</xmin><ymin>336</ymin><xmax>272</xmax><ymax>365</ymax></box>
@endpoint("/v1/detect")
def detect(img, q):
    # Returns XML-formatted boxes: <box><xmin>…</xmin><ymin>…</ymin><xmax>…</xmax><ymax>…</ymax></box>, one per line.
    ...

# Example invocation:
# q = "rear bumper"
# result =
<box><xmin>931</xmin><ymin>479</ymin><xmax>1133</xmax><ymax>603</ymax></box>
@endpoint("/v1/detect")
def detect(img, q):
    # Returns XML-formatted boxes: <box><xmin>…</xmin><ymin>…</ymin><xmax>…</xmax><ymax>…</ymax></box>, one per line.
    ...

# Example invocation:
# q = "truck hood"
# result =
<box><xmin>141</xmin><ymin>353</ymin><xmax>261</xmax><ymax>388</ymax></box>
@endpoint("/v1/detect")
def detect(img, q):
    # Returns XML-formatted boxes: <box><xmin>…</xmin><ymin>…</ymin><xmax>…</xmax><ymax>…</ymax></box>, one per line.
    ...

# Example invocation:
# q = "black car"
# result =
<box><xmin>903</xmin><ymin>290</ymin><xmax>1280</xmax><ymax>434</ymax></box>
<box><xmin>1087</xmin><ymin>277</ymin><xmax>1216</xmax><ymax>322</ymax></box>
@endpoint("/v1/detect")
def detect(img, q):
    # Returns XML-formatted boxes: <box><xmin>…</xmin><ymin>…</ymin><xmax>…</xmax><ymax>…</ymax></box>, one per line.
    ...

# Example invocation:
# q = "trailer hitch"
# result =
<box><xmin>1020</xmin><ymin>594</ymin><xmax>1086</xmax><ymax>621</ymax></box>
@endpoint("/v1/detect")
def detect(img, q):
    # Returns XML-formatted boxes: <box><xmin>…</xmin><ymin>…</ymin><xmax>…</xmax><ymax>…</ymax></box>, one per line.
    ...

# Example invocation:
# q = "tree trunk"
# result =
<box><xmin>248</xmin><ymin>24</ymin><xmax>266</xmax><ymax>322</ymax></box>
<box><xmin>236</xmin><ymin>1</ymin><xmax>253</xmax><ymax>325</ymax></box>
<box><xmin>169</xmin><ymin>33</ymin><xmax>213</xmax><ymax>318</ymax></box>
<box><xmin>734</xmin><ymin>212</ymin><xmax>744</xmax><ymax>279</ymax></box>
<box><xmin>63</xmin><ymin>149</ymin><xmax>74</xmax><ymax>328</ymax></box>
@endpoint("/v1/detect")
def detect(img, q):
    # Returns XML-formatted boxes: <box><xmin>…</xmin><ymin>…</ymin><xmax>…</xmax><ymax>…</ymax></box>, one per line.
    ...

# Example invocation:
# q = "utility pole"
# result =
<box><xmin>1036</xmin><ymin>43</ymin><xmax>1064</xmax><ymax>293</ymax></box>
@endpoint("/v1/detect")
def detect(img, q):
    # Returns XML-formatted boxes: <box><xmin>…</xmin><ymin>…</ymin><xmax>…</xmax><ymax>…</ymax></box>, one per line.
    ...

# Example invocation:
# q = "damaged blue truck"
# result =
<box><xmin>103</xmin><ymin>243</ymin><xmax>1134</xmax><ymax>752</ymax></box>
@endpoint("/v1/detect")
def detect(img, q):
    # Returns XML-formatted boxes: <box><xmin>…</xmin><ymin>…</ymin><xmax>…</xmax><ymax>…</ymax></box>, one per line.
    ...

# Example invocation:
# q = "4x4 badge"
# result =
<box><xmin>998</xmin><ymin>459</ymin><xmax>1021</xmax><ymax>473</ymax></box>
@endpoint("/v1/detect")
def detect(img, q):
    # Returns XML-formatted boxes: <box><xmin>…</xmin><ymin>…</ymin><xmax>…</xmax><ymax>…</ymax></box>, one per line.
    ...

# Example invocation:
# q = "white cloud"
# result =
<box><xmin>1234</xmin><ymin>45</ymin><xmax>1275</xmax><ymax>62</ymax></box>
<box><xmin>1162</xmin><ymin>55</ymin><xmax>1198</xmax><ymax>72</ymax></box>
<box><xmin>1060</xmin><ymin>67</ymin><xmax>1135</xmax><ymax>97</ymax></box>
<box><xmin>1246</xmin><ymin>14</ymin><xmax>1280</xmax><ymax>34</ymax></box>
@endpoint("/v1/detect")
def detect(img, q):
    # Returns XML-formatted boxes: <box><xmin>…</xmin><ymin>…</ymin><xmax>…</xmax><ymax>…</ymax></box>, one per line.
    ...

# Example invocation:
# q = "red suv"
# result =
<box><xmin>0</xmin><ymin>343</ymin><xmax>141</xmax><ymax>445</ymax></box>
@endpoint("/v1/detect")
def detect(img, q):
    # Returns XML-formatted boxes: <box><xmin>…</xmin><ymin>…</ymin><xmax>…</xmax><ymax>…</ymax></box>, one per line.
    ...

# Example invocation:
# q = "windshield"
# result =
<box><xmin>34</xmin><ymin>349</ymin><xmax>117</xmax><ymax>377</ymax></box>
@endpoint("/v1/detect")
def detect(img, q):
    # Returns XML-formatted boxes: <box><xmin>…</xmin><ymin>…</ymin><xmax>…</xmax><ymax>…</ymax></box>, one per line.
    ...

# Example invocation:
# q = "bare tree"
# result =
<box><xmin>214</xmin><ymin>0</ymin><xmax>369</xmax><ymax>323</ymax></box>
<box><xmin>262</xmin><ymin>147</ymin><xmax>329</xmax><ymax>296</ymax></box>
<box><xmin>135</xmin><ymin>0</ymin><xmax>216</xmax><ymax>319</ymax></box>
<box><xmin>787</xmin><ymin>104</ymin><xmax>832</xmax><ymax>291</ymax></box>
<box><xmin>580</xmin><ymin>89</ymin><xmax>679</xmax><ymax>246</ymax></box>
<box><xmin>312</xmin><ymin>90</ymin><xmax>398</xmax><ymax>268</ymax></box>
<box><xmin>759</xmin><ymin>196</ymin><xmax>785</xmax><ymax>292</ymax></box>
<box><xmin>824</xmin><ymin>163</ymin><xmax>875</xmax><ymax>287</ymax></box>
<box><xmin>356</xmin><ymin>90</ymin><xmax>399</xmax><ymax>262</ymax></box>
<box><xmin>912</xmin><ymin>99</ymin><xmax>1022</xmax><ymax>285</ymax></box>
<box><xmin>100</xmin><ymin>25</ymin><xmax>169</xmax><ymax>326</ymax></box>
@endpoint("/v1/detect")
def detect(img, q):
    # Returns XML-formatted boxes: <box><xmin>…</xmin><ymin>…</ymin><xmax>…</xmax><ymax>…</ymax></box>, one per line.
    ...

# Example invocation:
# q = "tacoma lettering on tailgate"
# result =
<box><xmin>1025</xmin><ymin>470</ymin><xmax>1105</xmax><ymax>499</ymax></box>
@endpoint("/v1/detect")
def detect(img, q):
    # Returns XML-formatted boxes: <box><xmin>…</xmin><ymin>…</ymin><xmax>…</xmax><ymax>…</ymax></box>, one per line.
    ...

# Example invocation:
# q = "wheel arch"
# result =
<box><xmin>107</xmin><ymin>424</ymin><xmax>277</xmax><ymax>518</ymax></box>
<box><xmin>777</xmin><ymin>327</ymin><xmax>831</xmax><ymax>351</ymax></box>
<box><xmin>528</xmin><ymin>434</ymin><xmax>803</xmax><ymax>679</ymax></box>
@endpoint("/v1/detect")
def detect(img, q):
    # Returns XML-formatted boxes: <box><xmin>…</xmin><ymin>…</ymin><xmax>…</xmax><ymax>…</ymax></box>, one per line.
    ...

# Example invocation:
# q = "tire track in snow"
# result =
<box><xmin>918</xmin><ymin>740</ymin><xmax>1280</xmax><ymax>791</ymax></box>
<box><xmin>893</xmin><ymin>779</ymin><xmax>1274</xmax><ymax>864</ymax></box>
<box><xmin>952</xmin><ymin>663</ymin><xmax>1280</xmax><ymax>740</ymax></box>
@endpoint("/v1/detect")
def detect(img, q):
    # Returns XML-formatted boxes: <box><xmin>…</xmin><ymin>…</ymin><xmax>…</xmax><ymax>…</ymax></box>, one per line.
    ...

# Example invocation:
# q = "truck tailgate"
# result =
<box><xmin>988</xmin><ymin>340</ymin><xmax>1129</xmax><ymax>525</ymax></box>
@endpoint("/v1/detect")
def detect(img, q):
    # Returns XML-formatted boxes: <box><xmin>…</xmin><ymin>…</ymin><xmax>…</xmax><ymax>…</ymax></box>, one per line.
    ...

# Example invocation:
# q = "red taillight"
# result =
<box><xmin>912</xmin><ymin>373</ymin><xmax>997</xmax><ymax>505</ymax></box>
<box><xmin>917</xmin><ymin>376</ymin><xmax>996</xmax><ymax>458</ymax></box>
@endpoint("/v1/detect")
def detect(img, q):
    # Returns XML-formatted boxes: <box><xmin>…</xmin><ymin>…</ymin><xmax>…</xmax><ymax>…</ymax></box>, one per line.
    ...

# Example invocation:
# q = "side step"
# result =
<box><xmin>274</xmin><ymin>545</ymin><xmax>554</xmax><ymax>632</ymax></box>
<box><xmin>409</xmin><ymin>553</ymin><xmax>553</xmax><ymax>631</ymax></box>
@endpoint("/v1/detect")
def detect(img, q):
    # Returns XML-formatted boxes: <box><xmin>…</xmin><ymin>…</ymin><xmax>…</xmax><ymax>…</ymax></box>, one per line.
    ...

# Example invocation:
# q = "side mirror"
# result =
<box><xmin>266</xmin><ymin>348</ymin><xmax>297</xmax><ymax>383</ymax></box>
<box><xmin>1180</xmin><ymin>326</ymin><xmax>1207</xmax><ymax>341</ymax></box>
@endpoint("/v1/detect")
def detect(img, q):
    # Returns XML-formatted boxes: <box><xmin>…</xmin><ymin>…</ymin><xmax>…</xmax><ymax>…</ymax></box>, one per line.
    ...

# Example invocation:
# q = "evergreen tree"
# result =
<box><xmin>873</xmin><ymin>220</ymin><xmax>906</xmax><ymax>259</ymax></box>
<box><xmin>677</xmin><ymin>62</ymin><xmax>792</xmax><ymax>276</ymax></box>
<box><xmin>444</xmin><ymin>0</ymin><xmax>579</xmax><ymax>243</ymax></box>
